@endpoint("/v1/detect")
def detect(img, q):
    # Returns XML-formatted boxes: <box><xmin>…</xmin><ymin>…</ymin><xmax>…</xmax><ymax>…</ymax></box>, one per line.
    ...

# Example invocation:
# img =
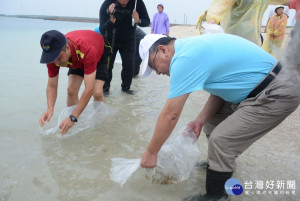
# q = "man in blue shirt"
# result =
<box><xmin>139</xmin><ymin>34</ymin><xmax>300</xmax><ymax>200</ymax></box>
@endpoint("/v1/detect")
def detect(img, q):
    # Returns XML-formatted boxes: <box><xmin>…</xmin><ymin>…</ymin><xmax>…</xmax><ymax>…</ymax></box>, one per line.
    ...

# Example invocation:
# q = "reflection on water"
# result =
<box><xmin>0</xmin><ymin>17</ymin><xmax>299</xmax><ymax>201</ymax></box>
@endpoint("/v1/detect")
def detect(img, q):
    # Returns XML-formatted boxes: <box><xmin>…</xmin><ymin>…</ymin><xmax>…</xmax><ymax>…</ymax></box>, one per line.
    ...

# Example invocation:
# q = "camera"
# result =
<box><xmin>110</xmin><ymin>1</ymin><xmax>131</xmax><ymax>19</ymax></box>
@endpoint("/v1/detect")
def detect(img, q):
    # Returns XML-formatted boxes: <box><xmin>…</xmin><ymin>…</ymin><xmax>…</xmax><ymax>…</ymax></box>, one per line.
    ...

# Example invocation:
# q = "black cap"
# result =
<box><xmin>40</xmin><ymin>30</ymin><xmax>67</xmax><ymax>64</ymax></box>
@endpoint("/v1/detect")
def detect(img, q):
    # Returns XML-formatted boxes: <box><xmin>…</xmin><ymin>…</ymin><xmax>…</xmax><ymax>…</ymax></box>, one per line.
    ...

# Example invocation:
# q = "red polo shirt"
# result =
<box><xmin>47</xmin><ymin>30</ymin><xmax>104</xmax><ymax>77</ymax></box>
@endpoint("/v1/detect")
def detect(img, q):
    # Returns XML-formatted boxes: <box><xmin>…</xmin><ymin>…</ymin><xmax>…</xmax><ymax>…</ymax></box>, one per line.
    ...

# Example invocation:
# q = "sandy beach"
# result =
<box><xmin>169</xmin><ymin>24</ymin><xmax>293</xmax><ymax>44</ymax></box>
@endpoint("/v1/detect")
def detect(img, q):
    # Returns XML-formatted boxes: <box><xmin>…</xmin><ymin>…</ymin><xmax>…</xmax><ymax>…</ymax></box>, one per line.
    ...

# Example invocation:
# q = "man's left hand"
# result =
<box><xmin>59</xmin><ymin>117</ymin><xmax>75</xmax><ymax>135</ymax></box>
<box><xmin>186</xmin><ymin>120</ymin><xmax>204</xmax><ymax>139</ymax></box>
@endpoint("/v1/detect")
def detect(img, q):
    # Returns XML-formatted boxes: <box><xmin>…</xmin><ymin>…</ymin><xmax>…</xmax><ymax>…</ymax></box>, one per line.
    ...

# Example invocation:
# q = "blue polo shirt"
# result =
<box><xmin>168</xmin><ymin>34</ymin><xmax>277</xmax><ymax>104</ymax></box>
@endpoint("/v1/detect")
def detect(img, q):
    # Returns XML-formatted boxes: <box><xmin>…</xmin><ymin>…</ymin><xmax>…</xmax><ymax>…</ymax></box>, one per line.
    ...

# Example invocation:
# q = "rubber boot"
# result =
<box><xmin>206</xmin><ymin>168</ymin><xmax>233</xmax><ymax>195</ymax></box>
<box><xmin>183</xmin><ymin>168</ymin><xmax>233</xmax><ymax>201</ymax></box>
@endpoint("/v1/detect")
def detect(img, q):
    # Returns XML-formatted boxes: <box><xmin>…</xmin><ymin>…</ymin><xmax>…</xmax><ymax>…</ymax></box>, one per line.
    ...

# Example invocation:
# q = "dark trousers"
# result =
<box><xmin>134</xmin><ymin>27</ymin><xmax>146</xmax><ymax>76</ymax></box>
<box><xmin>104</xmin><ymin>38</ymin><xmax>135</xmax><ymax>89</ymax></box>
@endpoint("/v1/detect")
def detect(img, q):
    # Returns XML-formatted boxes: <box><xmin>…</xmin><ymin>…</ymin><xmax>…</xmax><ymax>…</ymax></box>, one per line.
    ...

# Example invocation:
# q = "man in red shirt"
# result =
<box><xmin>39</xmin><ymin>30</ymin><xmax>109</xmax><ymax>135</ymax></box>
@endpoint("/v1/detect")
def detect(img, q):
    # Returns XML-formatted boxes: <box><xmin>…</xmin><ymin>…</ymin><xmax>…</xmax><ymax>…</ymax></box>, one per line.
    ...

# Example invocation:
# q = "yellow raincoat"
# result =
<box><xmin>206</xmin><ymin>0</ymin><xmax>289</xmax><ymax>45</ymax></box>
<box><xmin>196</xmin><ymin>11</ymin><xmax>207</xmax><ymax>34</ymax></box>
<box><xmin>262</xmin><ymin>13</ymin><xmax>287</xmax><ymax>56</ymax></box>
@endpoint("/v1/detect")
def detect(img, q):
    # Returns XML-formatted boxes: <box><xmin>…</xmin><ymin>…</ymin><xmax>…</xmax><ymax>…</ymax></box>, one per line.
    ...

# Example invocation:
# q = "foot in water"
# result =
<box><xmin>103</xmin><ymin>86</ymin><xmax>110</xmax><ymax>97</ymax></box>
<box><xmin>122</xmin><ymin>87</ymin><xmax>135</xmax><ymax>95</ymax></box>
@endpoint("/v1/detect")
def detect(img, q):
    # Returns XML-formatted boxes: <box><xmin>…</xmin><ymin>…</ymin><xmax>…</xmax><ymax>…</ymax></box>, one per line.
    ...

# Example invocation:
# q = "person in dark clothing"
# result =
<box><xmin>99</xmin><ymin>0</ymin><xmax>150</xmax><ymax>94</ymax></box>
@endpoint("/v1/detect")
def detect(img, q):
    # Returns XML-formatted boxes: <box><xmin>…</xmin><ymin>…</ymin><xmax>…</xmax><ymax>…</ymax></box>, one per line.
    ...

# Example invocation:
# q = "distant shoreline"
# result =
<box><xmin>1</xmin><ymin>14</ymin><xmax>100</xmax><ymax>23</ymax></box>
<box><xmin>0</xmin><ymin>14</ymin><xmax>187</xmax><ymax>27</ymax></box>
<box><xmin>0</xmin><ymin>14</ymin><xmax>295</xmax><ymax>28</ymax></box>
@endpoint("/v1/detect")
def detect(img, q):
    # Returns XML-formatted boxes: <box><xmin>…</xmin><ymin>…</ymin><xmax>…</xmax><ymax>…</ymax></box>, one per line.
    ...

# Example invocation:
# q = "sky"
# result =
<box><xmin>0</xmin><ymin>0</ymin><xmax>296</xmax><ymax>26</ymax></box>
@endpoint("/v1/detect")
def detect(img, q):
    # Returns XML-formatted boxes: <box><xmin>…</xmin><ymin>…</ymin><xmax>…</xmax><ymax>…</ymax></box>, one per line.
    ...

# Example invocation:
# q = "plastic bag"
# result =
<box><xmin>110</xmin><ymin>126</ymin><xmax>201</xmax><ymax>186</ymax></box>
<box><xmin>39</xmin><ymin>101</ymin><xmax>116</xmax><ymax>136</ymax></box>
<box><xmin>201</xmin><ymin>22</ymin><xmax>224</xmax><ymax>34</ymax></box>
<box><xmin>110</xmin><ymin>158</ymin><xmax>141</xmax><ymax>186</ymax></box>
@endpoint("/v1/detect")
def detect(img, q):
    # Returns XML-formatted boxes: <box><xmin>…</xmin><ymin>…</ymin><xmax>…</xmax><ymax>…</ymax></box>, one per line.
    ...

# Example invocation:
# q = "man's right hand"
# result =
<box><xmin>141</xmin><ymin>149</ymin><xmax>158</xmax><ymax>168</ymax></box>
<box><xmin>109</xmin><ymin>3</ymin><xmax>116</xmax><ymax>23</ymax></box>
<box><xmin>108</xmin><ymin>3</ymin><xmax>116</xmax><ymax>14</ymax></box>
<box><xmin>39</xmin><ymin>109</ymin><xmax>54</xmax><ymax>127</ymax></box>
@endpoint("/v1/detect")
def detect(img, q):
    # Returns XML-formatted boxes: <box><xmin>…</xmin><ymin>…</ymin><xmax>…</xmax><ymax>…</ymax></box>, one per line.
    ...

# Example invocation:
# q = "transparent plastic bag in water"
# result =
<box><xmin>144</xmin><ymin>127</ymin><xmax>201</xmax><ymax>184</ymax></box>
<box><xmin>39</xmin><ymin>101</ymin><xmax>116</xmax><ymax>137</ymax></box>
<box><xmin>110</xmin><ymin>126</ymin><xmax>201</xmax><ymax>186</ymax></box>
<box><xmin>110</xmin><ymin>158</ymin><xmax>141</xmax><ymax>186</ymax></box>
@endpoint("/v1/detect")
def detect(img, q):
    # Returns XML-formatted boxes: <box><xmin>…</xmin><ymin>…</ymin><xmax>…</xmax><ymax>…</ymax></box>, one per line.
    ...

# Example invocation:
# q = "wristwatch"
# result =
<box><xmin>69</xmin><ymin>115</ymin><xmax>78</xmax><ymax>122</ymax></box>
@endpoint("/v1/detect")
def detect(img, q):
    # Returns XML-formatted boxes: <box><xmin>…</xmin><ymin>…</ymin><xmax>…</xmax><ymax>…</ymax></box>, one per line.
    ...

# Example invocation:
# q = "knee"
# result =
<box><xmin>93</xmin><ymin>90</ymin><xmax>105</xmax><ymax>102</ymax></box>
<box><xmin>208</xmin><ymin>130</ymin><xmax>232</xmax><ymax>154</ymax></box>
<box><xmin>67</xmin><ymin>87</ymin><xmax>78</xmax><ymax>97</ymax></box>
<box><xmin>208</xmin><ymin>133</ymin><xmax>223</xmax><ymax>149</ymax></box>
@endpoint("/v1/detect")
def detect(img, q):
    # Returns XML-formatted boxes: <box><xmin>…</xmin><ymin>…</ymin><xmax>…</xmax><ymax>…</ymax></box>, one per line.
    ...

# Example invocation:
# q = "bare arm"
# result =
<box><xmin>39</xmin><ymin>76</ymin><xmax>58</xmax><ymax>126</ymax></box>
<box><xmin>187</xmin><ymin>94</ymin><xmax>225</xmax><ymax>137</ymax></box>
<box><xmin>141</xmin><ymin>93</ymin><xmax>189</xmax><ymax>168</ymax></box>
<box><xmin>206</xmin><ymin>0</ymin><xmax>236</xmax><ymax>24</ymax></box>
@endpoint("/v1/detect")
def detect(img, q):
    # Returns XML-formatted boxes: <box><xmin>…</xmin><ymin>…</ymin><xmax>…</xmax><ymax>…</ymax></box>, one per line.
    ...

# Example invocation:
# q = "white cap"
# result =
<box><xmin>139</xmin><ymin>34</ymin><xmax>167</xmax><ymax>77</ymax></box>
<box><xmin>275</xmin><ymin>5</ymin><xmax>284</xmax><ymax>12</ymax></box>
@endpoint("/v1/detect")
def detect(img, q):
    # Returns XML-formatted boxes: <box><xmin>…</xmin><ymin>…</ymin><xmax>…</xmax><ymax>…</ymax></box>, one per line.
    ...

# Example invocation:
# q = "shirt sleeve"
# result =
<box><xmin>137</xmin><ymin>0</ymin><xmax>150</xmax><ymax>27</ymax></box>
<box><xmin>196</xmin><ymin>15</ymin><xmax>204</xmax><ymax>27</ymax></box>
<box><xmin>206</xmin><ymin>0</ymin><xmax>237</xmax><ymax>24</ymax></box>
<box><xmin>99</xmin><ymin>0</ymin><xmax>115</xmax><ymax>35</ymax></box>
<box><xmin>82</xmin><ymin>48</ymin><xmax>98</xmax><ymax>75</ymax></box>
<box><xmin>165</xmin><ymin>14</ymin><xmax>170</xmax><ymax>32</ymax></box>
<box><xmin>274</xmin><ymin>15</ymin><xmax>288</xmax><ymax>36</ymax></box>
<box><xmin>47</xmin><ymin>63</ymin><xmax>59</xmax><ymax>78</ymax></box>
<box><xmin>151</xmin><ymin>14</ymin><xmax>157</xmax><ymax>30</ymax></box>
<box><xmin>169</xmin><ymin>56</ymin><xmax>206</xmax><ymax>99</ymax></box>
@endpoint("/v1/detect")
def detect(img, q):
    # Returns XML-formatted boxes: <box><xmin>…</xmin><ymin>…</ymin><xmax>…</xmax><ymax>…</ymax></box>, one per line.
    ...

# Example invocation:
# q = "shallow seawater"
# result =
<box><xmin>0</xmin><ymin>16</ymin><xmax>299</xmax><ymax>201</ymax></box>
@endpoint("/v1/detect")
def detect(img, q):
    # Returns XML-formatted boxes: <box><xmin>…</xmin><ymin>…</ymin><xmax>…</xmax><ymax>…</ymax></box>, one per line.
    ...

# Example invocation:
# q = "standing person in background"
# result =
<box><xmin>94</xmin><ymin>25</ymin><xmax>146</xmax><ymax>77</ymax></box>
<box><xmin>39</xmin><ymin>30</ymin><xmax>108</xmax><ymax>135</ymax></box>
<box><xmin>206</xmin><ymin>0</ymin><xmax>289</xmax><ymax>46</ymax></box>
<box><xmin>267</xmin><ymin>5</ymin><xmax>290</xmax><ymax>20</ymax></box>
<box><xmin>264</xmin><ymin>5</ymin><xmax>290</xmax><ymax>38</ymax></box>
<box><xmin>196</xmin><ymin>10</ymin><xmax>207</xmax><ymax>34</ymax></box>
<box><xmin>134</xmin><ymin>27</ymin><xmax>146</xmax><ymax>76</ymax></box>
<box><xmin>151</xmin><ymin>3</ymin><xmax>170</xmax><ymax>35</ymax></box>
<box><xmin>262</xmin><ymin>6</ymin><xmax>288</xmax><ymax>56</ymax></box>
<box><xmin>99</xmin><ymin>0</ymin><xmax>150</xmax><ymax>94</ymax></box>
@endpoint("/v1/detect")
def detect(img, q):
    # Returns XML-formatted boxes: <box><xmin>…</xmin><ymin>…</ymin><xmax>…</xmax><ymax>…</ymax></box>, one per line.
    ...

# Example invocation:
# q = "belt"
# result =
<box><xmin>247</xmin><ymin>63</ymin><xmax>282</xmax><ymax>99</ymax></box>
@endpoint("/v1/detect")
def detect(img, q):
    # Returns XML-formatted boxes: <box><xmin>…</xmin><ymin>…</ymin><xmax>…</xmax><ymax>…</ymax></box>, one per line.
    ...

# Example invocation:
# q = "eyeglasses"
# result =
<box><xmin>149</xmin><ymin>48</ymin><xmax>159</xmax><ymax>70</ymax></box>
